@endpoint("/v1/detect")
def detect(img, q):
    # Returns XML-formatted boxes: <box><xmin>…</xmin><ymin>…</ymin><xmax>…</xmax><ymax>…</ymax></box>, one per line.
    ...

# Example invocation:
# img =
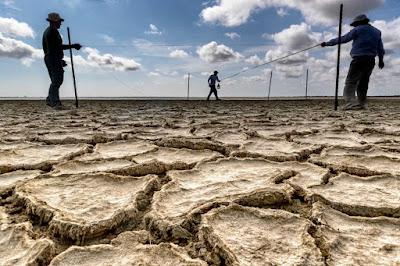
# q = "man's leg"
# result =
<box><xmin>47</xmin><ymin>56</ymin><xmax>64</xmax><ymax>107</ymax></box>
<box><xmin>343</xmin><ymin>58</ymin><xmax>362</xmax><ymax>107</ymax></box>
<box><xmin>357</xmin><ymin>58</ymin><xmax>375</xmax><ymax>108</ymax></box>
<box><xmin>207</xmin><ymin>87</ymin><xmax>213</xmax><ymax>100</ymax></box>
<box><xmin>213</xmin><ymin>88</ymin><xmax>220</xmax><ymax>100</ymax></box>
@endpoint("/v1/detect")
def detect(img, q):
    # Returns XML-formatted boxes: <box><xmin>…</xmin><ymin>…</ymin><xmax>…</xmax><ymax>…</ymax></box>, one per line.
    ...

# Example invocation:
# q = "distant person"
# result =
<box><xmin>42</xmin><ymin>13</ymin><xmax>81</xmax><ymax>110</ymax></box>
<box><xmin>321</xmin><ymin>14</ymin><xmax>385</xmax><ymax>110</ymax></box>
<box><xmin>207</xmin><ymin>71</ymin><xmax>221</xmax><ymax>100</ymax></box>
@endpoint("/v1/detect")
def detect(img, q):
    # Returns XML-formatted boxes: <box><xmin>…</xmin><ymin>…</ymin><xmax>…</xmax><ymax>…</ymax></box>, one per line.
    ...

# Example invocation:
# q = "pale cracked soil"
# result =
<box><xmin>0</xmin><ymin>99</ymin><xmax>400</xmax><ymax>265</ymax></box>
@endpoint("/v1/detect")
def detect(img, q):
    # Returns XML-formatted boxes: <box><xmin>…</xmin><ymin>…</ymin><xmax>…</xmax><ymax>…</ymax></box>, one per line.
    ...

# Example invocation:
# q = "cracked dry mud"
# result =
<box><xmin>1</xmin><ymin>99</ymin><xmax>400</xmax><ymax>265</ymax></box>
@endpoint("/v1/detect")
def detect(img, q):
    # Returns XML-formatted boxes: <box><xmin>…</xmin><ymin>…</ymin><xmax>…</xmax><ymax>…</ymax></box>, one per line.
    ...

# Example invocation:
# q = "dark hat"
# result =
<box><xmin>350</xmin><ymin>14</ymin><xmax>369</xmax><ymax>26</ymax></box>
<box><xmin>46</xmin><ymin>13</ymin><xmax>64</xmax><ymax>22</ymax></box>
<box><xmin>214</xmin><ymin>71</ymin><xmax>218</xmax><ymax>74</ymax></box>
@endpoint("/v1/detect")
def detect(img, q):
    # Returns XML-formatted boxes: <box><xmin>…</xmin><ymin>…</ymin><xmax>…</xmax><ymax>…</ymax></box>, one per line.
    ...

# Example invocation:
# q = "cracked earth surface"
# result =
<box><xmin>0</xmin><ymin>99</ymin><xmax>399</xmax><ymax>265</ymax></box>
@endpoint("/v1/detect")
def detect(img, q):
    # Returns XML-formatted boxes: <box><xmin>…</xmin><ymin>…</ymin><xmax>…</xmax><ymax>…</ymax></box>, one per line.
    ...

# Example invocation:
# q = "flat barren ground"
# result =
<box><xmin>1</xmin><ymin>99</ymin><xmax>399</xmax><ymax>265</ymax></box>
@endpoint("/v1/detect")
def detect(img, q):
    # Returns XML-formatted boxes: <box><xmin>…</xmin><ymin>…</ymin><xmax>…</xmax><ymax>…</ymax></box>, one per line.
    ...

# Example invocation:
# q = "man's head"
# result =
<box><xmin>350</xmin><ymin>14</ymin><xmax>370</xmax><ymax>27</ymax></box>
<box><xmin>214</xmin><ymin>71</ymin><xmax>218</xmax><ymax>75</ymax></box>
<box><xmin>46</xmin><ymin>13</ymin><xmax>64</xmax><ymax>29</ymax></box>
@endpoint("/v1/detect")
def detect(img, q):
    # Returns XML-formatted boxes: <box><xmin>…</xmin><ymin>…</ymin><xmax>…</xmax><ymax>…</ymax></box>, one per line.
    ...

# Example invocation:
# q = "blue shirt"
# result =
<box><xmin>208</xmin><ymin>75</ymin><xmax>220</xmax><ymax>85</ymax></box>
<box><xmin>326</xmin><ymin>25</ymin><xmax>385</xmax><ymax>58</ymax></box>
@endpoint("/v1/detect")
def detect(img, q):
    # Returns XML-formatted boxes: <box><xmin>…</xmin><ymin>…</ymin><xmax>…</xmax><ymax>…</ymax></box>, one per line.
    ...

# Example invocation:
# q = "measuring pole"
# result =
<box><xmin>67</xmin><ymin>27</ymin><xmax>78</xmax><ymax>108</ymax></box>
<box><xmin>267</xmin><ymin>70</ymin><xmax>273</xmax><ymax>100</ymax></box>
<box><xmin>187</xmin><ymin>73</ymin><xmax>190</xmax><ymax>100</ymax></box>
<box><xmin>335</xmin><ymin>4</ymin><xmax>343</xmax><ymax>110</ymax></box>
<box><xmin>305</xmin><ymin>69</ymin><xmax>309</xmax><ymax>100</ymax></box>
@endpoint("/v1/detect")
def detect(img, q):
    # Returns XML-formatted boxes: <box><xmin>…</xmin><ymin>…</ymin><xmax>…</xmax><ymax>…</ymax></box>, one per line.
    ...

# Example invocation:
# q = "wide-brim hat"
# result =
<box><xmin>46</xmin><ymin>13</ymin><xmax>64</xmax><ymax>22</ymax></box>
<box><xmin>214</xmin><ymin>71</ymin><xmax>219</xmax><ymax>74</ymax></box>
<box><xmin>350</xmin><ymin>14</ymin><xmax>369</xmax><ymax>26</ymax></box>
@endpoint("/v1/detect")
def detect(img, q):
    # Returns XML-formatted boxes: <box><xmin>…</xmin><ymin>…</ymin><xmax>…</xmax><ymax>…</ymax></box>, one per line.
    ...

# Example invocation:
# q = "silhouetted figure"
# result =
<box><xmin>321</xmin><ymin>14</ymin><xmax>385</xmax><ymax>110</ymax></box>
<box><xmin>43</xmin><ymin>13</ymin><xmax>81</xmax><ymax>110</ymax></box>
<box><xmin>207</xmin><ymin>71</ymin><xmax>220</xmax><ymax>100</ymax></box>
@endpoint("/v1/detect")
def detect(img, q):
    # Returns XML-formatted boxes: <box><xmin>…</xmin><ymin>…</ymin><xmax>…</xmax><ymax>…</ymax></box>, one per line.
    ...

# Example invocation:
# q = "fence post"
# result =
<box><xmin>268</xmin><ymin>70</ymin><xmax>273</xmax><ymax>100</ymax></box>
<box><xmin>187</xmin><ymin>73</ymin><xmax>190</xmax><ymax>100</ymax></box>
<box><xmin>335</xmin><ymin>4</ymin><xmax>344</xmax><ymax>110</ymax></box>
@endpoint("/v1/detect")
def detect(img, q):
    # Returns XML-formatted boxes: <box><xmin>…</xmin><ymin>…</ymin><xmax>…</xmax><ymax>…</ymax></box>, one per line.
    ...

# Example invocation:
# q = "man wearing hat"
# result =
<box><xmin>321</xmin><ymin>14</ymin><xmax>385</xmax><ymax>110</ymax></box>
<box><xmin>43</xmin><ymin>13</ymin><xmax>81</xmax><ymax>110</ymax></box>
<box><xmin>207</xmin><ymin>71</ymin><xmax>221</xmax><ymax>100</ymax></box>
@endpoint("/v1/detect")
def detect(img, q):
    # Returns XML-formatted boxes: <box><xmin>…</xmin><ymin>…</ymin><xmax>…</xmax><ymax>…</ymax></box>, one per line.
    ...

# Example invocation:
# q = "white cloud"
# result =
<box><xmin>268</xmin><ymin>23</ymin><xmax>321</xmax><ymax>50</ymax></box>
<box><xmin>225</xmin><ymin>32</ymin><xmax>241</xmax><ymax>39</ymax></box>
<box><xmin>83</xmin><ymin>47</ymin><xmax>142</xmax><ymax>71</ymax></box>
<box><xmin>97</xmin><ymin>34</ymin><xmax>115</xmax><ymax>44</ymax></box>
<box><xmin>2</xmin><ymin>0</ymin><xmax>20</xmax><ymax>10</ymax></box>
<box><xmin>0</xmin><ymin>33</ymin><xmax>42</xmax><ymax>59</ymax></box>
<box><xmin>200</xmin><ymin>0</ymin><xmax>385</xmax><ymax>27</ymax></box>
<box><xmin>148</xmin><ymin>72</ymin><xmax>161</xmax><ymax>77</ymax></box>
<box><xmin>196</xmin><ymin>41</ymin><xmax>243</xmax><ymax>63</ymax></box>
<box><xmin>0</xmin><ymin>17</ymin><xmax>35</xmax><ymax>38</ymax></box>
<box><xmin>372</xmin><ymin>18</ymin><xmax>400</xmax><ymax>50</ymax></box>
<box><xmin>245</xmin><ymin>54</ymin><xmax>264</xmax><ymax>65</ymax></box>
<box><xmin>265</xmin><ymin>48</ymin><xmax>308</xmax><ymax>65</ymax></box>
<box><xmin>145</xmin><ymin>24</ymin><xmax>162</xmax><ymax>35</ymax></box>
<box><xmin>277</xmin><ymin>8</ymin><xmax>288</xmax><ymax>17</ymax></box>
<box><xmin>169</xmin><ymin>49</ymin><xmax>189</xmax><ymax>58</ymax></box>
<box><xmin>201</xmin><ymin>72</ymin><xmax>211</xmax><ymax>76</ymax></box>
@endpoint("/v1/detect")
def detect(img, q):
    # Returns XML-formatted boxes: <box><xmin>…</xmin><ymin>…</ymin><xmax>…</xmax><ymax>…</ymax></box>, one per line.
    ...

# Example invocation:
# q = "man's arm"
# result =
<box><xmin>378</xmin><ymin>35</ymin><xmax>385</xmax><ymax>69</ymax></box>
<box><xmin>321</xmin><ymin>29</ymin><xmax>356</xmax><ymax>47</ymax></box>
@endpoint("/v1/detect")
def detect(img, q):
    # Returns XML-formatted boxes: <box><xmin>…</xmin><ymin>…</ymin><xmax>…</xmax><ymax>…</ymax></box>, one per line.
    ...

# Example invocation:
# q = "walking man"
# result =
<box><xmin>43</xmin><ymin>13</ymin><xmax>81</xmax><ymax>110</ymax></box>
<box><xmin>321</xmin><ymin>14</ymin><xmax>385</xmax><ymax>110</ymax></box>
<box><xmin>207</xmin><ymin>71</ymin><xmax>221</xmax><ymax>100</ymax></box>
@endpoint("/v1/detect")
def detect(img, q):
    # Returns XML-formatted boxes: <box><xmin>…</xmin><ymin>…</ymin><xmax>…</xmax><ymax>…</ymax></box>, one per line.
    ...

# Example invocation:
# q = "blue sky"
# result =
<box><xmin>1</xmin><ymin>0</ymin><xmax>399</xmax><ymax>98</ymax></box>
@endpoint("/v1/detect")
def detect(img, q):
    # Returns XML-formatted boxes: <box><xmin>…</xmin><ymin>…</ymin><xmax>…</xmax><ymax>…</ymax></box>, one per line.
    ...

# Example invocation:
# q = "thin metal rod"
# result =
<box><xmin>306</xmin><ymin>69</ymin><xmax>309</xmax><ymax>100</ymax></box>
<box><xmin>67</xmin><ymin>27</ymin><xmax>78</xmax><ymax>108</ymax></box>
<box><xmin>268</xmin><ymin>70</ymin><xmax>273</xmax><ymax>100</ymax></box>
<box><xmin>335</xmin><ymin>4</ymin><xmax>343</xmax><ymax>111</ymax></box>
<box><xmin>187</xmin><ymin>73</ymin><xmax>190</xmax><ymax>100</ymax></box>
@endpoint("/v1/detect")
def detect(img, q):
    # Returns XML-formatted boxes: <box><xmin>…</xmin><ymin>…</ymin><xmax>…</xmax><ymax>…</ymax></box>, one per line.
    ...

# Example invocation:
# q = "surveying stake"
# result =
<box><xmin>67</xmin><ymin>27</ymin><xmax>79</xmax><ymax>108</ymax></box>
<box><xmin>335</xmin><ymin>4</ymin><xmax>344</xmax><ymax>110</ymax></box>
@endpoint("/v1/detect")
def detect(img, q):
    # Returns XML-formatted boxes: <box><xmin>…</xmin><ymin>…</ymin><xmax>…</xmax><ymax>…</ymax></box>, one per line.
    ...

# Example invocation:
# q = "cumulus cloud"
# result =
<box><xmin>372</xmin><ymin>18</ymin><xmax>400</xmax><ymax>50</ymax></box>
<box><xmin>277</xmin><ymin>8</ymin><xmax>288</xmax><ymax>17</ymax></box>
<box><xmin>97</xmin><ymin>34</ymin><xmax>115</xmax><ymax>44</ymax></box>
<box><xmin>169</xmin><ymin>49</ymin><xmax>189</xmax><ymax>58</ymax></box>
<box><xmin>265</xmin><ymin>48</ymin><xmax>308</xmax><ymax>66</ymax></box>
<box><xmin>0</xmin><ymin>17</ymin><xmax>34</xmax><ymax>38</ymax></box>
<box><xmin>245</xmin><ymin>54</ymin><xmax>264</xmax><ymax>65</ymax></box>
<box><xmin>145</xmin><ymin>24</ymin><xmax>162</xmax><ymax>35</ymax></box>
<box><xmin>147</xmin><ymin>72</ymin><xmax>161</xmax><ymax>77</ymax></box>
<box><xmin>0</xmin><ymin>32</ymin><xmax>42</xmax><ymax>59</ymax></box>
<box><xmin>225</xmin><ymin>32</ymin><xmax>240</xmax><ymax>39</ymax></box>
<box><xmin>200</xmin><ymin>0</ymin><xmax>385</xmax><ymax>27</ymax></box>
<box><xmin>83</xmin><ymin>47</ymin><xmax>142</xmax><ymax>71</ymax></box>
<box><xmin>197</xmin><ymin>41</ymin><xmax>243</xmax><ymax>63</ymax></box>
<box><xmin>268</xmin><ymin>23</ymin><xmax>321</xmax><ymax>50</ymax></box>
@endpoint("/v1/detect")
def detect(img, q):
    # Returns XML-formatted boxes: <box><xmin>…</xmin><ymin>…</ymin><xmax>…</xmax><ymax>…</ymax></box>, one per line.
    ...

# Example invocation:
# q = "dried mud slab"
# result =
<box><xmin>199</xmin><ymin>204</ymin><xmax>324</xmax><ymax>265</ymax></box>
<box><xmin>213</xmin><ymin>132</ymin><xmax>248</xmax><ymax>145</ymax></box>
<box><xmin>155</xmin><ymin>137</ymin><xmax>236</xmax><ymax>155</ymax></box>
<box><xmin>233</xmin><ymin>137</ymin><xmax>323</xmax><ymax>161</ymax></box>
<box><xmin>50</xmin><ymin>231</ymin><xmax>207</xmax><ymax>266</ymax></box>
<box><xmin>292</xmin><ymin>131</ymin><xmax>365</xmax><ymax>148</ymax></box>
<box><xmin>132</xmin><ymin>147</ymin><xmax>222</xmax><ymax>168</ymax></box>
<box><xmin>311</xmin><ymin>202</ymin><xmax>400</xmax><ymax>265</ymax></box>
<box><xmin>78</xmin><ymin>140</ymin><xmax>157</xmax><ymax>161</ymax></box>
<box><xmin>0</xmin><ymin>141</ymin><xmax>39</xmax><ymax>151</ymax></box>
<box><xmin>145</xmin><ymin>158</ymin><xmax>329</xmax><ymax>241</ymax></box>
<box><xmin>308</xmin><ymin>174</ymin><xmax>400</xmax><ymax>217</ymax></box>
<box><xmin>15</xmin><ymin>173</ymin><xmax>161</xmax><ymax>241</ymax></box>
<box><xmin>51</xmin><ymin>159</ymin><xmax>134</xmax><ymax>176</ymax></box>
<box><xmin>0</xmin><ymin>208</ymin><xmax>55</xmax><ymax>266</ymax></box>
<box><xmin>310</xmin><ymin>146</ymin><xmax>400</xmax><ymax>176</ymax></box>
<box><xmin>0</xmin><ymin>170</ymin><xmax>42</xmax><ymax>196</ymax></box>
<box><xmin>0</xmin><ymin>144</ymin><xmax>89</xmax><ymax>174</ymax></box>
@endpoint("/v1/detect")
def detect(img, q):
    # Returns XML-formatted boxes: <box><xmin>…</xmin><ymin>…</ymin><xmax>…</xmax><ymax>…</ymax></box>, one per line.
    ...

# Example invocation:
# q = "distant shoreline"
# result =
<box><xmin>1</xmin><ymin>96</ymin><xmax>400</xmax><ymax>101</ymax></box>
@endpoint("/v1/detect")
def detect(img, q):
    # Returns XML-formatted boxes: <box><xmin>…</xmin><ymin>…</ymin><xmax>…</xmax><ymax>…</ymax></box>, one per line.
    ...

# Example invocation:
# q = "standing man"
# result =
<box><xmin>207</xmin><ymin>71</ymin><xmax>221</xmax><ymax>100</ymax></box>
<box><xmin>321</xmin><ymin>14</ymin><xmax>385</xmax><ymax>110</ymax></box>
<box><xmin>43</xmin><ymin>13</ymin><xmax>81</xmax><ymax>110</ymax></box>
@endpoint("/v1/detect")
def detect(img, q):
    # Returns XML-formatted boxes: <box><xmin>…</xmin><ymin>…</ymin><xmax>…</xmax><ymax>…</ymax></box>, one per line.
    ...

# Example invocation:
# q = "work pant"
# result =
<box><xmin>207</xmin><ymin>85</ymin><xmax>219</xmax><ymax>100</ymax></box>
<box><xmin>45</xmin><ymin>55</ymin><xmax>64</xmax><ymax>107</ymax></box>
<box><xmin>344</xmin><ymin>56</ymin><xmax>375</xmax><ymax>106</ymax></box>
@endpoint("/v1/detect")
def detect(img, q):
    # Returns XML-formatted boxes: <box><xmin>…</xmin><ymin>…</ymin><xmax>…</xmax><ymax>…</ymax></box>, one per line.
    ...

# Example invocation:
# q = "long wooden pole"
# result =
<box><xmin>268</xmin><ymin>70</ymin><xmax>273</xmax><ymax>100</ymax></box>
<box><xmin>187</xmin><ymin>73</ymin><xmax>190</xmax><ymax>100</ymax></box>
<box><xmin>305</xmin><ymin>69</ymin><xmax>309</xmax><ymax>100</ymax></box>
<box><xmin>67</xmin><ymin>27</ymin><xmax>78</xmax><ymax>108</ymax></box>
<box><xmin>335</xmin><ymin>4</ymin><xmax>343</xmax><ymax>110</ymax></box>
